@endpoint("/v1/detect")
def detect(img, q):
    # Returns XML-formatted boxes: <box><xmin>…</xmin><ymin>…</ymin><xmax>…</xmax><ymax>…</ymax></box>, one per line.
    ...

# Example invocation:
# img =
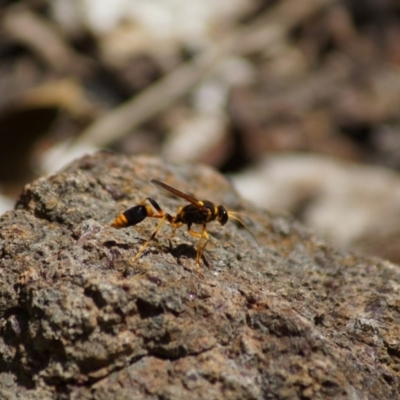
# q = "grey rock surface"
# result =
<box><xmin>0</xmin><ymin>152</ymin><xmax>399</xmax><ymax>399</ymax></box>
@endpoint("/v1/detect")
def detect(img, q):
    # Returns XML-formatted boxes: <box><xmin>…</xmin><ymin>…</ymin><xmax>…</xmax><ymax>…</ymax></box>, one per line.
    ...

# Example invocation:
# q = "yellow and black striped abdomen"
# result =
<box><xmin>111</xmin><ymin>205</ymin><xmax>149</xmax><ymax>228</ymax></box>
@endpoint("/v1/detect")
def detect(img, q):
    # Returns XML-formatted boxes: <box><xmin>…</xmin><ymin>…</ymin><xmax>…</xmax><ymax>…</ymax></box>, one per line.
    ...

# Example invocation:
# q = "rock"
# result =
<box><xmin>0</xmin><ymin>151</ymin><xmax>399</xmax><ymax>399</ymax></box>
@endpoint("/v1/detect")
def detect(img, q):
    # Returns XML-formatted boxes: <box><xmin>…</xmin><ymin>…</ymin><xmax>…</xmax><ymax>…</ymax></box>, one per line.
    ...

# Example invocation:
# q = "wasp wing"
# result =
<box><xmin>151</xmin><ymin>179</ymin><xmax>207</xmax><ymax>211</ymax></box>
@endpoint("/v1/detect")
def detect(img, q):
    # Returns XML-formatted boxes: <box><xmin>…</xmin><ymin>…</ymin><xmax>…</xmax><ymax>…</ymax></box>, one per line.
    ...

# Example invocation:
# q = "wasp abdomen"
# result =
<box><xmin>111</xmin><ymin>205</ymin><xmax>148</xmax><ymax>228</ymax></box>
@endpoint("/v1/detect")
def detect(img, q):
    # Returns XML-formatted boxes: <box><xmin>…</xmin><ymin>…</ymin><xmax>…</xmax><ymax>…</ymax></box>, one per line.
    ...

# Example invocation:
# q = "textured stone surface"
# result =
<box><xmin>0</xmin><ymin>152</ymin><xmax>400</xmax><ymax>399</ymax></box>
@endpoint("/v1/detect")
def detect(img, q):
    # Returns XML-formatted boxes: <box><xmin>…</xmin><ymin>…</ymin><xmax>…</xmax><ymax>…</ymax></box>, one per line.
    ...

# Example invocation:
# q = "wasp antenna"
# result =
<box><xmin>228</xmin><ymin>211</ymin><xmax>245</xmax><ymax>217</ymax></box>
<box><xmin>228</xmin><ymin>212</ymin><xmax>258</xmax><ymax>246</ymax></box>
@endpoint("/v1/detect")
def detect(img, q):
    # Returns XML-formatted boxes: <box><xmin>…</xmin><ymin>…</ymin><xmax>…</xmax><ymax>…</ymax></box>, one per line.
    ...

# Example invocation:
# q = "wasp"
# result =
<box><xmin>111</xmin><ymin>179</ymin><xmax>255</xmax><ymax>272</ymax></box>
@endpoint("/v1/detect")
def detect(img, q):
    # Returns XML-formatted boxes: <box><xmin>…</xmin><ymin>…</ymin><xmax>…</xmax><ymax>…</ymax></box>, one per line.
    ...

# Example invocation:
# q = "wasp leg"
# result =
<box><xmin>130</xmin><ymin>210</ymin><xmax>178</xmax><ymax>264</ymax></box>
<box><xmin>167</xmin><ymin>207</ymin><xmax>183</xmax><ymax>239</ymax></box>
<box><xmin>197</xmin><ymin>225</ymin><xmax>210</xmax><ymax>265</ymax></box>
<box><xmin>131</xmin><ymin>215</ymin><xmax>169</xmax><ymax>264</ymax></box>
<box><xmin>188</xmin><ymin>225</ymin><xmax>209</xmax><ymax>274</ymax></box>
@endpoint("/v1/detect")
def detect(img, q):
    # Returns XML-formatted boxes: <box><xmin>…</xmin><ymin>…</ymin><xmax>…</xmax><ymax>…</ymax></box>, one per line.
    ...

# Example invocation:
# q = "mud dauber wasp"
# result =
<box><xmin>111</xmin><ymin>179</ymin><xmax>255</xmax><ymax>272</ymax></box>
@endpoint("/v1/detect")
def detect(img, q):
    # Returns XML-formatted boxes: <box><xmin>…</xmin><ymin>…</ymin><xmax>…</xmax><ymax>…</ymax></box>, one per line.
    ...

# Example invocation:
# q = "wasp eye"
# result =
<box><xmin>217</xmin><ymin>206</ymin><xmax>228</xmax><ymax>225</ymax></box>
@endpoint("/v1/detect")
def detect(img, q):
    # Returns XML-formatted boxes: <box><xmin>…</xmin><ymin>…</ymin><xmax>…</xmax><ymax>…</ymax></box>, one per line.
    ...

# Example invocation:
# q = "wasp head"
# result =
<box><xmin>217</xmin><ymin>205</ymin><xmax>228</xmax><ymax>225</ymax></box>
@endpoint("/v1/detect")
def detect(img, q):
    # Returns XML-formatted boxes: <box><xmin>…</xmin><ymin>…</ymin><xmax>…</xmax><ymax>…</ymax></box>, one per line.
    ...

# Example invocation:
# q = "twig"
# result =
<box><xmin>68</xmin><ymin>0</ymin><xmax>337</xmax><ymax>150</ymax></box>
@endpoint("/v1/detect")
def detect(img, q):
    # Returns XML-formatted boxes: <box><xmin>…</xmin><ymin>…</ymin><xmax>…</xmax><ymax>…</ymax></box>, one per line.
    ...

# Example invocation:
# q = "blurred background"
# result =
<box><xmin>1</xmin><ymin>0</ymin><xmax>400</xmax><ymax>262</ymax></box>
